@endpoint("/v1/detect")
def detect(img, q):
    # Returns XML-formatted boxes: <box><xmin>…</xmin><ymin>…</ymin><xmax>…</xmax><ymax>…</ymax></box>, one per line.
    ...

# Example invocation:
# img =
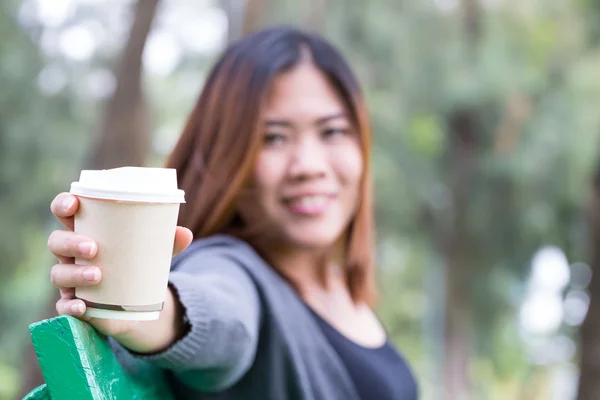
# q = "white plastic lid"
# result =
<box><xmin>70</xmin><ymin>167</ymin><xmax>186</xmax><ymax>203</ymax></box>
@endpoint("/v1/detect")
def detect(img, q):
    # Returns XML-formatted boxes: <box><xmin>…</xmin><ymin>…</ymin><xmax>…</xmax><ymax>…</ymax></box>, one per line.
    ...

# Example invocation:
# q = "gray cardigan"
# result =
<box><xmin>111</xmin><ymin>235</ymin><xmax>360</xmax><ymax>400</ymax></box>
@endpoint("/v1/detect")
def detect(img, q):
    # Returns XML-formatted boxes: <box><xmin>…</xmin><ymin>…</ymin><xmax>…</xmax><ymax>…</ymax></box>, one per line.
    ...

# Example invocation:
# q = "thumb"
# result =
<box><xmin>173</xmin><ymin>226</ymin><xmax>193</xmax><ymax>257</ymax></box>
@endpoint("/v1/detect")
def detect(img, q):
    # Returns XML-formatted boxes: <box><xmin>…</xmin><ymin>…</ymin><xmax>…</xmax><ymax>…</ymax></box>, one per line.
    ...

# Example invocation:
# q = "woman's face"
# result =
<box><xmin>236</xmin><ymin>63</ymin><xmax>364</xmax><ymax>250</ymax></box>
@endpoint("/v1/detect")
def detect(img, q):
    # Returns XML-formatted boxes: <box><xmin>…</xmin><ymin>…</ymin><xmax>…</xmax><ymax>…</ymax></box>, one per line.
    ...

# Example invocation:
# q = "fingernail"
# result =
<box><xmin>82</xmin><ymin>267</ymin><xmax>100</xmax><ymax>281</ymax></box>
<box><xmin>71</xmin><ymin>303</ymin><xmax>84</xmax><ymax>314</ymax></box>
<box><xmin>63</xmin><ymin>196</ymin><xmax>76</xmax><ymax>211</ymax></box>
<box><xmin>78</xmin><ymin>242</ymin><xmax>96</xmax><ymax>257</ymax></box>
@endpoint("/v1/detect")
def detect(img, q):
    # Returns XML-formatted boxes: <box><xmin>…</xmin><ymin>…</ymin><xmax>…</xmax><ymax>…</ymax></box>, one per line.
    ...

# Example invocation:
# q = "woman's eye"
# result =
<box><xmin>322</xmin><ymin>128</ymin><xmax>349</xmax><ymax>138</ymax></box>
<box><xmin>263</xmin><ymin>132</ymin><xmax>287</xmax><ymax>145</ymax></box>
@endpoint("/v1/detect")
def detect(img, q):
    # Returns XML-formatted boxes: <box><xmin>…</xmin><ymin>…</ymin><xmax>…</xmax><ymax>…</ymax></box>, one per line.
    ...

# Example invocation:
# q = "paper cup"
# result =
<box><xmin>69</xmin><ymin>167</ymin><xmax>185</xmax><ymax>320</ymax></box>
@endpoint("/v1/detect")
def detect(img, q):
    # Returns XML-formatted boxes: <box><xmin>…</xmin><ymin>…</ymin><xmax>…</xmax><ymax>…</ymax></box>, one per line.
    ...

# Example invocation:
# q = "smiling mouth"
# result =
<box><xmin>283</xmin><ymin>195</ymin><xmax>333</xmax><ymax>216</ymax></box>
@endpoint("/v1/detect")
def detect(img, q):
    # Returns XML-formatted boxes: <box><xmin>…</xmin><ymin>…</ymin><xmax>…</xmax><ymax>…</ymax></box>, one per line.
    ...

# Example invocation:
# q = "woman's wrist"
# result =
<box><xmin>113</xmin><ymin>286</ymin><xmax>186</xmax><ymax>354</ymax></box>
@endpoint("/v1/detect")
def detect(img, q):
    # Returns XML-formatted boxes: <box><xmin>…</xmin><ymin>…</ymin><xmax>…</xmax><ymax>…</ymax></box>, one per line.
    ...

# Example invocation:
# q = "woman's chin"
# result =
<box><xmin>283</xmin><ymin>228</ymin><xmax>342</xmax><ymax>250</ymax></box>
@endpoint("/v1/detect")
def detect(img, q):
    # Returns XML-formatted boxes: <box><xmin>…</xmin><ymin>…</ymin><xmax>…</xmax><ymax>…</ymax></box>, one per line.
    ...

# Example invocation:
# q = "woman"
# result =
<box><xmin>46</xmin><ymin>26</ymin><xmax>419</xmax><ymax>399</ymax></box>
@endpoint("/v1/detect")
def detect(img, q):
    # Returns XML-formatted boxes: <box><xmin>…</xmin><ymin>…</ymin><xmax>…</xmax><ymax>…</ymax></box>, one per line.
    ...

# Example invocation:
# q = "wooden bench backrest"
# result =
<box><xmin>22</xmin><ymin>315</ymin><xmax>174</xmax><ymax>400</ymax></box>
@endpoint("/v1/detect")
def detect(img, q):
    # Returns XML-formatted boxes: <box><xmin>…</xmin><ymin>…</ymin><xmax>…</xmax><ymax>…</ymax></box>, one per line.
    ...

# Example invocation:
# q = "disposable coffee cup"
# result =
<box><xmin>69</xmin><ymin>167</ymin><xmax>185</xmax><ymax>321</ymax></box>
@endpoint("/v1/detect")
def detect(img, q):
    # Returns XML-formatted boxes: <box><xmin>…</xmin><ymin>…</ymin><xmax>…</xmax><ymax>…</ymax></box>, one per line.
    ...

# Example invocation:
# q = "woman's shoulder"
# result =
<box><xmin>171</xmin><ymin>234</ymin><xmax>264</xmax><ymax>273</ymax></box>
<box><xmin>175</xmin><ymin>233</ymin><xmax>248</xmax><ymax>258</ymax></box>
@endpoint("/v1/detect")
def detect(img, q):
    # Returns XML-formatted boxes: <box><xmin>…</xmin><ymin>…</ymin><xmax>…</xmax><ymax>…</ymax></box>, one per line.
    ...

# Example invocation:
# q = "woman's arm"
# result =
<box><xmin>111</xmin><ymin>285</ymin><xmax>186</xmax><ymax>353</ymax></box>
<box><xmin>111</xmin><ymin>253</ymin><xmax>261</xmax><ymax>392</ymax></box>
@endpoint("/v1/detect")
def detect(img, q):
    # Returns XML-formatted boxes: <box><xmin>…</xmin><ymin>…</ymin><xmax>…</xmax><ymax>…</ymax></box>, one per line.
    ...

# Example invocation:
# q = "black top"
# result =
<box><xmin>309</xmin><ymin>309</ymin><xmax>419</xmax><ymax>400</ymax></box>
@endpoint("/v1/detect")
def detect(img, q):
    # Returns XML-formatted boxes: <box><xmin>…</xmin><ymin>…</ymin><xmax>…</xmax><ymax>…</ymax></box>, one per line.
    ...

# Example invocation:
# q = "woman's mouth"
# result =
<box><xmin>284</xmin><ymin>195</ymin><xmax>333</xmax><ymax>216</ymax></box>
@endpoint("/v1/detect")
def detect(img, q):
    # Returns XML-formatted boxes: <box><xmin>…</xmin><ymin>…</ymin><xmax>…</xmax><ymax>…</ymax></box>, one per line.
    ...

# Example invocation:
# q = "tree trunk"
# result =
<box><xmin>441</xmin><ymin>108</ymin><xmax>479</xmax><ymax>400</ymax></box>
<box><xmin>222</xmin><ymin>0</ymin><xmax>247</xmax><ymax>43</ymax></box>
<box><xmin>17</xmin><ymin>0</ymin><xmax>158</xmax><ymax>396</ymax></box>
<box><xmin>88</xmin><ymin>0</ymin><xmax>158</xmax><ymax>169</ymax></box>
<box><xmin>303</xmin><ymin>0</ymin><xmax>329</xmax><ymax>31</ymax></box>
<box><xmin>242</xmin><ymin>0</ymin><xmax>269</xmax><ymax>36</ymax></box>
<box><xmin>438</xmin><ymin>2</ymin><xmax>482</xmax><ymax>398</ymax></box>
<box><xmin>577</xmin><ymin>163</ymin><xmax>600</xmax><ymax>400</ymax></box>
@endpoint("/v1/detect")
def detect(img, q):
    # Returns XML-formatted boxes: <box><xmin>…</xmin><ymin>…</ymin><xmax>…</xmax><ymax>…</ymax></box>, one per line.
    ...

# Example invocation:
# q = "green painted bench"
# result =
<box><xmin>22</xmin><ymin>315</ymin><xmax>174</xmax><ymax>400</ymax></box>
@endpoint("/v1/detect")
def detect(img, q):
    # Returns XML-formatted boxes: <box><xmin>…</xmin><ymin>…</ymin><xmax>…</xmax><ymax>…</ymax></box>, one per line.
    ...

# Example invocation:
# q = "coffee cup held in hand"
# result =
<box><xmin>69</xmin><ymin>167</ymin><xmax>185</xmax><ymax>321</ymax></box>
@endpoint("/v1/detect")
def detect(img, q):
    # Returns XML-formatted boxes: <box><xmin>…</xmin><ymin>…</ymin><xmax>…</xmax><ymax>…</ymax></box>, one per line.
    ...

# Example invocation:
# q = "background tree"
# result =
<box><xmin>16</xmin><ymin>0</ymin><xmax>160</xmax><ymax>396</ymax></box>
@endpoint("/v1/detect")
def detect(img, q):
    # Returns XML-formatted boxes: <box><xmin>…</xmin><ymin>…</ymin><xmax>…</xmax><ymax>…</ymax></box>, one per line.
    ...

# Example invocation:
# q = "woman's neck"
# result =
<box><xmin>253</xmin><ymin>235</ymin><xmax>347</xmax><ymax>293</ymax></box>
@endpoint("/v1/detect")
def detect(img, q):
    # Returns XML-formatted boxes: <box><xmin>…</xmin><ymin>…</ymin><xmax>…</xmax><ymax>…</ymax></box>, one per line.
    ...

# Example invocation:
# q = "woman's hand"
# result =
<box><xmin>48</xmin><ymin>192</ymin><xmax>193</xmax><ymax>340</ymax></box>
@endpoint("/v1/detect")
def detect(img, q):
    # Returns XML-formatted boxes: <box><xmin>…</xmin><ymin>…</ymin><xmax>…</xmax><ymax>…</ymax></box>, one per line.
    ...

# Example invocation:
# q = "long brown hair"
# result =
<box><xmin>166</xmin><ymin>26</ymin><xmax>376</xmax><ymax>305</ymax></box>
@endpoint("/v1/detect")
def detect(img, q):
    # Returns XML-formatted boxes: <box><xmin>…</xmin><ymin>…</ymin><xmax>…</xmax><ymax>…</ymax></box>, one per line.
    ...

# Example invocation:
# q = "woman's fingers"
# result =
<box><xmin>50</xmin><ymin>264</ymin><xmax>102</xmax><ymax>289</ymax></box>
<box><xmin>48</xmin><ymin>230</ymin><xmax>97</xmax><ymax>260</ymax></box>
<box><xmin>51</xmin><ymin>195</ymin><xmax>190</xmax><ymax>258</ymax></box>
<box><xmin>56</xmin><ymin>297</ymin><xmax>87</xmax><ymax>317</ymax></box>
<box><xmin>59</xmin><ymin>287</ymin><xmax>75</xmax><ymax>299</ymax></box>
<box><xmin>48</xmin><ymin>194</ymin><xmax>82</xmax><ymax>264</ymax></box>
<box><xmin>56</xmin><ymin>287</ymin><xmax>93</xmax><ymax>322</ymax></box>
<box><xmin>50</xmin><ymin>193</ymin><xmax>79</xmax><ymax>231</ymax></box>
<box><xmin>173</xmin><ymin>226</ymin><xmax>193</xmax><ymax>257</ymax></box>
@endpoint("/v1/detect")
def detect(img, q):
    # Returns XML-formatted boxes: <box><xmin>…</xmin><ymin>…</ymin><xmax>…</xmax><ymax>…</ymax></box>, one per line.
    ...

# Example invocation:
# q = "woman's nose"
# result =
<box><xmin>287</xmin><ymin>137</ymin><xmax>328</xmax><ymax>180</ymax></box>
